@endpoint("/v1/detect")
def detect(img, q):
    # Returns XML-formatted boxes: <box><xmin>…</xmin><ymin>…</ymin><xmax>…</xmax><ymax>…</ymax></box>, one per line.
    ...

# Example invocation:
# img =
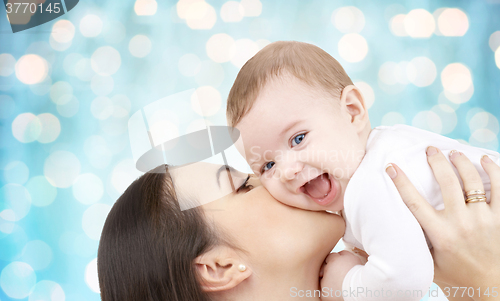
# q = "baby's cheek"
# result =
<box><xmin>262</xmin><ymin>179</ymin><xmax>293</xmax><ymax>204</ymax></box>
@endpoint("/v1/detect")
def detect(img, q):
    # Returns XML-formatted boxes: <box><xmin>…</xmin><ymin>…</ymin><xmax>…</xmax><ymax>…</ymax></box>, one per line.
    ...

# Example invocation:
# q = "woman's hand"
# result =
<box><xmin>385</xmin><ymin>147</ymin><xmax>500</xmax><ymax>301</ymax></box>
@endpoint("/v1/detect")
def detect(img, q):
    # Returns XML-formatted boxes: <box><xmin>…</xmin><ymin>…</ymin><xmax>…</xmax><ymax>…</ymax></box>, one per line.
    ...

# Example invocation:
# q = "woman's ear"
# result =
<box><xmin>194</xmin><ymin>245</ymin><xmax>251</xmax><ymax>292</ymax></box>
<box><xmin>339</xmin><ymin>85</ymin><xmax>370</xmax><ymax>133</ymax></box>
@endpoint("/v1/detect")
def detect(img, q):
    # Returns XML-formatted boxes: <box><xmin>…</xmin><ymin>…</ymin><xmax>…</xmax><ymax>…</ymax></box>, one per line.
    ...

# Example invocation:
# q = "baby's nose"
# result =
<box><xmin>279</xmin><ymin>163</ymin><xmax>303</xmax><ymax>183</ymax></box>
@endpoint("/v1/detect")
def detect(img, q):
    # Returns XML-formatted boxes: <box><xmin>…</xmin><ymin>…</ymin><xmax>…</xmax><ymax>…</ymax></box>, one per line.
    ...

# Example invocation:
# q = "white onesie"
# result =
<box><xmin>341</xmin><ymin>124</ymin><xmax>500</xmax><ymax>301</ymax></box>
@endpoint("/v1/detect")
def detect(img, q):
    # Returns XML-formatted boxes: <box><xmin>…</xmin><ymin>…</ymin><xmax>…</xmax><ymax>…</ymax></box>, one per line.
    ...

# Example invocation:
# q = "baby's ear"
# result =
<box><xmin>339</xmin><ymin>85</ymin><xmax>369</xmax><ymax>131</ymax></box>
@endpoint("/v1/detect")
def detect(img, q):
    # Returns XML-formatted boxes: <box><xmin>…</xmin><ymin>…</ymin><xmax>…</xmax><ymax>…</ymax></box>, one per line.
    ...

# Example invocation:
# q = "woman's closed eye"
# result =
<box><xmin>236</xmin><ymin>175</ymin><xmax>254</xmax><ymax>193</ymax></box>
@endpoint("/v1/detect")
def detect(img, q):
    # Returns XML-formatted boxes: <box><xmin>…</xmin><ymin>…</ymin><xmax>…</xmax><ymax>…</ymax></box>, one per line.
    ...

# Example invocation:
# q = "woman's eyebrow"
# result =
<box><xmin>216</xmin><ymin>165</ymin><xmax>236</xmax><ymax>191</ymax></box>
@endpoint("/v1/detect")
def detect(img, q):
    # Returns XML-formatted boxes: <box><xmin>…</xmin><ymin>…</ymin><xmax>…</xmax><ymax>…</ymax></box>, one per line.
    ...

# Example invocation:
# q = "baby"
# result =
<box><xmin>226</xmin><ymin>41</ymin><xmax>500</xmax><ymax>301</ymax></box>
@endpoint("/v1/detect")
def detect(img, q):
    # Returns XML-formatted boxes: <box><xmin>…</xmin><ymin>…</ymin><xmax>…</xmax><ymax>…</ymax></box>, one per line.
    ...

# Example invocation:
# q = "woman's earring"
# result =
<box><xmin>238</xmin><ymin>264</ymin><xmax>247</xmax><ymax>272</ymax></box>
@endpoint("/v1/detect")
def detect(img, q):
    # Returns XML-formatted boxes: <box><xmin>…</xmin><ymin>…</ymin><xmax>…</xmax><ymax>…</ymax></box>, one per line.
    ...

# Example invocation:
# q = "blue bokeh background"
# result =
<box><xmin>1</xmin><ymin>0</ymin><xmax>499</xmax><ymax>300</ymax></box>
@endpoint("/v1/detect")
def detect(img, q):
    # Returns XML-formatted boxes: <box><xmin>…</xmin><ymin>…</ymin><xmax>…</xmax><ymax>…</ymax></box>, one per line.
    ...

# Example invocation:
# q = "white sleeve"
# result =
<box><xmin>341</xmin><ymin>161</ymin><xmax>434</xmax><ymax>301</ymax></box>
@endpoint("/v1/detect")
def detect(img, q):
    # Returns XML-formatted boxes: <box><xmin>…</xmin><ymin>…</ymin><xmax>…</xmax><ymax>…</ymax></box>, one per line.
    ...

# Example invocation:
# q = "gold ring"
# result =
<box><xmin>465</xmin><ymin>196</ymin><xmax>487</xmax><ymax>203</ymax></box>
<box><xmin>465</xmin><ymin>190</ymin><xmax>486</xmax><ymax>197</ymax></box>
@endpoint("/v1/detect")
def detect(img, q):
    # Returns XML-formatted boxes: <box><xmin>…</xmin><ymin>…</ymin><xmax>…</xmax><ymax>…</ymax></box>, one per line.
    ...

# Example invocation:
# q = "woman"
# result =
<box><xmin>98</xmin><ymin>149</ymin><xmax>500</xmax><ymax>300</ymax></box>
<box><xmin>98</xmin><ymin>161</ymin><xmax>345</xmax><ymax>300</ymax></box>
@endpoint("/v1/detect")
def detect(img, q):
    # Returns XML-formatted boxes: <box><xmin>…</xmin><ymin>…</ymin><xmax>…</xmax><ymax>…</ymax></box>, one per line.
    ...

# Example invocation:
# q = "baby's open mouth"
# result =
<box><xmin>300</xmin><ymin>173</ymin><xmax>337</xmax><ymax>206</ymax></box>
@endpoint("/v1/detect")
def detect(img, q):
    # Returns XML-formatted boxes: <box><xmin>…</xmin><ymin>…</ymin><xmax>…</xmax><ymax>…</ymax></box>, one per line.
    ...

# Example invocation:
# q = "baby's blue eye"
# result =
<box><xmin>291</xmin><ymin>134</ymin><xmax>305</xmax><ymax>147</ymax></box>
<box><xmin>262</xmin><ymin>161</ymin><xmax>275</xmax><ymax>173</ymax></box>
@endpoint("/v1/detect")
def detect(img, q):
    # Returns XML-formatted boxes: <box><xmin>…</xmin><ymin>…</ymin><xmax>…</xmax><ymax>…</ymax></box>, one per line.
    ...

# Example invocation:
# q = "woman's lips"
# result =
<box><xmin>300</xmin><ymin>173</ymin><xmax>338</xmax><ymax>207</ymax></box>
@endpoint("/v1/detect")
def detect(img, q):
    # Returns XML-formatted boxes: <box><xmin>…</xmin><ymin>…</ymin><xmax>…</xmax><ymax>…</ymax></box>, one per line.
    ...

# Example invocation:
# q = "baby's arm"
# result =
<box><xmin>321</xmin><ymin>251</ymin><xmax>364</xmax><ymax>301</ymax></box>
<box><xmin>340</xmin><ymin>163</ymin><xmax>434</xmax><ymax>301</ymax></box>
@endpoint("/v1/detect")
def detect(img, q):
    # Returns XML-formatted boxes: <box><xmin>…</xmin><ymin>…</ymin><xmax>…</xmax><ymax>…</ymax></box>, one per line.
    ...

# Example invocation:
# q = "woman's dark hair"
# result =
<box><xmin>97</xmin><ymin>164</ymin><xmax>217</xmax><ymax>301</ymax></box>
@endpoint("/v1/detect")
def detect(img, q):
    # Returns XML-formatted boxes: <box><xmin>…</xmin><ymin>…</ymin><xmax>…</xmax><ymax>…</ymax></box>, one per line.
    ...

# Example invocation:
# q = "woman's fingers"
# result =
<box><xmin>386</xmin><ymin>163</ymin><xmax>437</xmax><ymax>230</ymax></box>
<box><xmin>426</xmin><ymin>147</ymin><xmax>465</xmax><ymax>211</ymax></box>
<box><xmin>481</xmin><ymin>155</ymin><xmax>500</xmax><ymax>210</ymax></box>
<box><xmin>448</xmin><ymin>150</ymin><xmax>486</xmax><ymax>207</ymax></box>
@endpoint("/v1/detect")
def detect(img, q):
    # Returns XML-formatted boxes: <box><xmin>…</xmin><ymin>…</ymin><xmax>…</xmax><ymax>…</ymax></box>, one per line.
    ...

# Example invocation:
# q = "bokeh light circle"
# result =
<box><xmin>72</xmin><ymin>173</ymin><xmax>104</xmax><ymax>205</ymax></box>
<box><xmin>191</xmin><ymin>86</ymin><xmax>222</xmax><ymax>116</ymax></box>
<box><xmin>178</xmin><ymin>53</ymin><xmax>202</xmax><ymax>77</ymax></box>
<box><xmin>111</xmin><ymin>158</ymin><xmax>143</xmax><ymax>194</ymax></box>
<box><xmin>495</xmin><ymin>48</ymin><xmax>500</xmax><ymax>70</ymax></box>
<box><xmin>183</xmin><ymin>1</ymin><xmax>217</xmax><ymax>30</ymax></box>
<box><xmin>28</xmin><ymin>280</ymin><xmax>65</xmax><ymax>301</ymax></box>
<box><xmin>25</xmin><ymin>176</ymin><xmax>57</xmax><ymax>207</ymax></box>
<box><xmin>378</xmin><ymin>61</ymin><xmax>399</xmax><ymax>85</ymax></box>
<box><xmin>177</xmin><ymin>0</ymin><xmax>202</xmax><ymax>19</ymax></box>
<box><xmin>470</xmin><ymin>129</ymin><xmax>498</xmax><ymax>151</ymax></box>
<box><xmin>51</xmin><ymin>20</ymin><xmax>75</xmax><ymax>43</ymax></box>
<box><xmin>91</xmin><ymin>46</ymin><xmax>121</xmax><ymax>76</ymax></box>
<box><xmin>90</xmin><ymin>75</ymin><xmax>114</xmax><ymax>96</ymax></box>
<box><xmin>437</xmin><ymin>8</ymin><xmax>469</xmax><ymax>37</ymax></box>
<box><xmin>49</xmin><ymin>35</ymin><xmax>71</xmax><ymax>52</ymax></box>
<box><xmin>404</xmin><ymin>9</ymin><xmax>435</xmax><ymax>38</ymax></box>
<box><xmin>240</xmin><ymin>0</ymin><xmax>262</xmax><ymax>17</ymax></box>
<box><xmin>230</xmin><ymin>39</ymin><xmax>259</xmax><ymax>68</ymax></box>
<box><xmin>50</xmin><ymin>81</ymin><xmax>73</xmax><ymax>105</ymax></box>
<box><xmin>412</xmin><ymin>110</ymin><xmax>442</xmax><ymax>134</ymax></box>
<box><xmin>431</xmin><ymin>104</ymin><xmax>457</xmax><ymax>135</ymax></box>
<box><xmin>0</xmin><ymin>183</ymin><xmax>31</xmax><ymax>221</ymax></box>
<box><xmin>102</xmin><ymin>20</ymin><xmax>126</xmax><ymax>44</ymax></box>
<box><xmin>195</xmin><ymin>60</ymin><xmax>224</xmax><ymax>87</ymax></box>
<box><xmin>84</xmin><ymin>135</ymin><xmax>113</xmax><ymax>169</ymax></box>
<box><xmin>135</xmin><ymin>0</ymin><xmax>158</xmax><ymax>16</ymax></box>
<box><xmin>469</xmin><ymin>111</ymin><xmax>499</xmax><ymax>135</ymax></box>
<box><xmin>206</xmin><ymin>33</ymin><xmax>235</xmax><ymax>63</ymax></box>
<box><xmin>0</xmin><ymin>53</ymin><xmax>16</xmax><ymax>76</ymax></box>
<box><xmin>129</xmin><ymin>35</ymin><xmax>152</xmax><ymax>58</ymax></box>
<box><xmin>353</xmin><ymin>81</ymin><xmax>374</xmax><ymax>109</ymax></box>
<box><xmin>332</xmin><ymin>6</ymin><xmax>365</xmax><ymax>33</ymax></box>
<box><xmin>56</xmin><ymin>95</ymin><xmax>79</xmax><ymax>118</ymax></box>
<box><xmin>3</xmin><ymin>161</ymin><xmax>29</xmax><ymax>185</ymax></box>
<box><xmin>221</xmin><ymin>1</ymin><xmax>244</xmax><ymax>23</ymax></box>
<box><xmin>29</xmin><ymin>75</ymin><xmax>52</xmax><ymax>96</ymax></box>
<box><xmin>0</xmin><ymin>261</ymin><xmax>36</xmax><ymax>299</ymax></box>
<box><xmin>20</xmin><ymin>240</ymin><xmax>53</xmax><ymax>270</ymax></box>
<box><xmin>338</xmin><ymin>33</ymin><xmax>368</xmax><ymax>63</ymax></box>
<box><xmin>406</xmin><ymin>57</ymin><xmax>437</xmax><ymax>87</ymax></box>
<box><xmin>441</xmin><ymin>63</ymin><xmax>472</xmax><ymax>94</ymax></box>
<box><xmin>91</xmin><ymin>96</ymin><xmax>114</xmax><ymax>120</ymax></box>
<box><xmin>390</xmin><ymin>14</ymin><xmax>407</xmax><ymax>36</ymax></box>
<box><xmin>75</xmin><ymin>58</ymin><xmax>95</xmax><ymax>81</ymax></box>
<box><xmin>82</xmin><ymin>204</ymin><xmax>111</xmax><ymax>240</ymax></box>
<box><xmin>12</xmin><ymin>113</ymin><xmax>42</xmax><ymax>143</ymax></box>
<box><xmin>15</xmin><ymin>54</ymin><xmax>49</xmax><ymax>85</ymax></box>
<box><xmin>444</xmin><ymin>84</ymin><xmax>474</xmax><ymax>104</ymax></box>
<box><xmin>79</xmin><ymin>14</ymin><xmax>103</xmax><ymax>37</ymax></box>
<box><xmin>37</xmin><ymin>113</ymin><xmax>61</xmax><ymax>143</ymax></box>
<box><xmin>43</xmin><ymin>151</ymin><xmax>81</xmax><ymax>188</ymax></box>
<box><xmin>489</xmin><ymin>31</ymin><xmax>500</xmax><ymax>52</ymax></box>
<box><xmin>111</xmin><ymin>94</ymin><xmax>131</xmax><ymax>118</ymax></box>
<box><xmin>85</xmin><ymin>258</ymin><xmax>100</xmax><ymax>293</ymax></box>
